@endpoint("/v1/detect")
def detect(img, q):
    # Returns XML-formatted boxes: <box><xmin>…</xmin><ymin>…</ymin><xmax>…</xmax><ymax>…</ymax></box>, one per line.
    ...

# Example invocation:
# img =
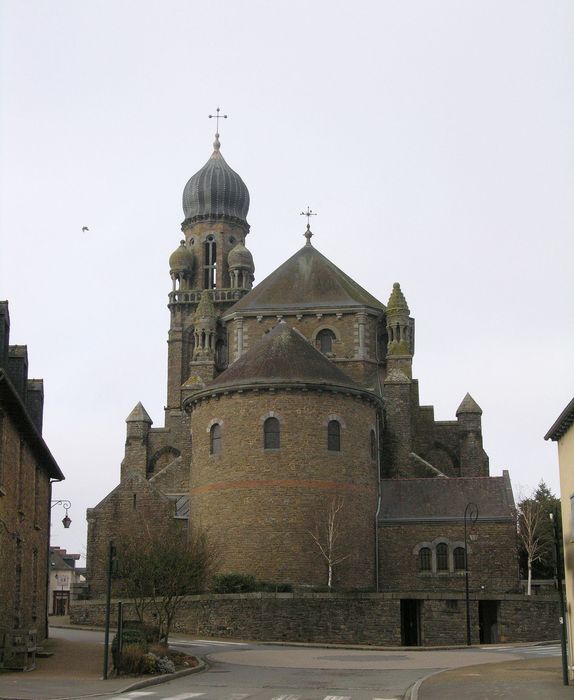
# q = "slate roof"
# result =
<box><xmin>201</xmin><ymin>322</ymin><xmax>362</xmax><ymax>393</ymax></box>
<box><xmin>379</xmin><ymin>474</ymin><xmax>515</xmax><ymax>522</ymax></box>
<box><xmin>223</xmin><ymin>242</ymin><xmax>384</xmax><ymax>316</ymax></box>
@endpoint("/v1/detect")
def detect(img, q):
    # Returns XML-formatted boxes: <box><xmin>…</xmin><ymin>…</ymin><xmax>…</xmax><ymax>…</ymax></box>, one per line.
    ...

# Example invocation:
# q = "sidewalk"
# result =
<box><xmin>414</xmin><ymin>655</ymin><xmax>574</xmax><ymax>699</ymax></box>
<box><xmin>0</xmin><ymin>632</ymin><xmax>203</xmax><ymax>700</ymax></box>
<box><xmin>0</xmin><ymin>635</ymin><xmax>129</xmax><ymax>700</ymax></box>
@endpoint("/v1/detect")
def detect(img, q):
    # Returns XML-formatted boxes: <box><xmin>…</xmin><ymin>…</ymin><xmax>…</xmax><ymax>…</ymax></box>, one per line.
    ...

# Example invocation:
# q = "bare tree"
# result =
<box><xmin>116</xmin><ymin>520</ymin><xmax>218</xmax><ymax>641</ymax></box>
<box><xmin>517</xmin><ymin>494</ymin><xmax>553</xmax><ymax>595</ymax></box>
<box><xmin>308</xmin><ymin>496</ymin><xmax>351</xmax><ymax>590</ymax></box>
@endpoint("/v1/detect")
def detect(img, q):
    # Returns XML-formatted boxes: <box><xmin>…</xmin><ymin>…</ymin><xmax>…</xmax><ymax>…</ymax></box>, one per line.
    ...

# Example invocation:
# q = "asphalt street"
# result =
<box><xmin>50</xmin><ymin>628</ymin><xmax>561</xmax><ymax>700</ymax></box>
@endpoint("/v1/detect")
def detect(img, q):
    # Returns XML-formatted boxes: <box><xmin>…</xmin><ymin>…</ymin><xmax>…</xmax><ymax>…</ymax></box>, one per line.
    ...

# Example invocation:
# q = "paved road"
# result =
<box><xmin>51</xmin><ymin>629</ymin><xmax>561</xmax><ymax>700</ymax></box>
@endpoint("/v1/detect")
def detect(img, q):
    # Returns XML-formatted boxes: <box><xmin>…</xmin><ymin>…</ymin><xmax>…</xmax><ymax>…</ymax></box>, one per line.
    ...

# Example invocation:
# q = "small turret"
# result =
<box><xmin>385</xmin><ymin>282</ymin><xmax>413</xmax><ymax>379</ymax></box>
<box><xmin>169</xmin><ymin>240</ymin><xmax>194</xmax><ymax>291</ymax></box>
<box><xmin>456</xmin><ymin>393</ymin><xmax>489</xmax><ymax>477</ymax></box>
<box><xmin>122</xmin><ymin>402</ymin><xmax>152</xmax><ymax>481</ymax></box>
<box><xmin>228</xmin><ymin>241</ymin><xmax>255</xmax><ymax>290</ymax></box>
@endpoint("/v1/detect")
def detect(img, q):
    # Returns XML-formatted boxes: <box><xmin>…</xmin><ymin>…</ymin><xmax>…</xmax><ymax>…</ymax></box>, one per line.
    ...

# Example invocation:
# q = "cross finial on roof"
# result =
<box><xmin>208</xmin><ymin>106</ymin><xmax>227</xmax><ymax>150</ymax></box>
<box><xmin>300</xmin><ymin>207</ymin><xmax>317</xmax><ymax>246</ymax></box>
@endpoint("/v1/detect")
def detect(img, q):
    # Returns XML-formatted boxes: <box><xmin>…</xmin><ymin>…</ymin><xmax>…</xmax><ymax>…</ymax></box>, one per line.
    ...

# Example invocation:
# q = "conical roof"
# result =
<box><xmin>386</xmin><ymin>282</ymin><xmax>409</xmax><ymax>314</ymax></box>
<box><xmin>224</xmin><ymin>243</ymin><xmax>384</xmax><ymax>316</ymax></box>
<box><xmin>205</xmin><ymin>322</ymin><xmax>360</xmax><ymax>392</ymax></box>
<box><xmin>126</xmin><ymin>401</ymin><xmax>152</xmax><ymax>423</ymax></box>
<box><xmin>182</xmin><ymin>136</ymin><xmax>250</xmax><ymax>224</ymax></box>
<box><xmin>456</xmin><ymin>393</ymin><xmax>482</xmax><ymax>416</ymax></box>
<box><xmin>194</xmin><ymin>290</ymin><xmax>216</xmax><ymax>321</ymax></box>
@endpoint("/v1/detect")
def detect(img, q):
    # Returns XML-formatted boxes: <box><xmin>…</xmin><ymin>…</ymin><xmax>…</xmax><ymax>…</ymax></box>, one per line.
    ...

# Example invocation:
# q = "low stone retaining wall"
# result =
<box><xmin>70</xmin><ymin>592</ymin><xmax>560</xmax><ymax>647</ymax></box>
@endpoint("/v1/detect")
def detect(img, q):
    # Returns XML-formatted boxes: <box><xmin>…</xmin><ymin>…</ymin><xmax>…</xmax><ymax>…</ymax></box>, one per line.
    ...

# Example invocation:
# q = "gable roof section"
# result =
<box><xmin>379</xmin><ymin>475</ymin><xmax>515</xmax><ymax>523</ymax></box>
<box><xmin>204</xmin><ymin>322</ymin><xmax>361</xmax><ymax>393</ymax></box>
<box><xmin>224</xmin><ymin>243</ymin><xmax>384</xmax><ymax>316</ymax></box>
<box><xmin>545</xmin><ymin>397</ymin><xmax>574</xmax><ymax>441</ymax></box>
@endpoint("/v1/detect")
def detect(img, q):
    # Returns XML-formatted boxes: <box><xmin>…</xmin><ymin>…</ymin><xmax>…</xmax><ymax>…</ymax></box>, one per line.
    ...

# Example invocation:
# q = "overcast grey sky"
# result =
<box><xmin>1</xmin><ymin>1</ymin><xmax>573</xmax><ymax>561</ymax></box>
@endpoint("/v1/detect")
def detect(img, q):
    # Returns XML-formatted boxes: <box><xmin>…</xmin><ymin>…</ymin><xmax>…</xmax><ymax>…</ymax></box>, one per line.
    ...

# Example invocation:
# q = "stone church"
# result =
<box><xmin>86</xmin><ymin>130</ymin><xmax>518</xmax><ymax>605</ymax></box>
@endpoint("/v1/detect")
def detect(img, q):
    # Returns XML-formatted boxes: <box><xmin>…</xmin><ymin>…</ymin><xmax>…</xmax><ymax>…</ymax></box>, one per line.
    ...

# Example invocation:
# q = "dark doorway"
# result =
<box><xmin>479</xmin><ymin>600</ymin><xmax>499</xmax><ymax>643</ymax></box>
<box><xmin>401</xmin><ymin>599</ymin><xmax>421</xmax><ymax>646</ymax></box>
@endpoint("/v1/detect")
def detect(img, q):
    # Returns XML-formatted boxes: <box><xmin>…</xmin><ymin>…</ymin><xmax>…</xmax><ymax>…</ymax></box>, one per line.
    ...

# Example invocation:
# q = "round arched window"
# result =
<box><xmin>316</xmin><ymin>329</ymin><xmax>336</xmax><ymax>354</ymax></box>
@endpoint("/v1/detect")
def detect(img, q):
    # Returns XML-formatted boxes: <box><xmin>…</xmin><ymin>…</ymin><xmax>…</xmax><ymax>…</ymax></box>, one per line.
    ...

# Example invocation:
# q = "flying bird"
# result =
<box><xmin>82</xmin><ymin>226</ymin><xmax>89</xmax><ymax>232</ymax></box>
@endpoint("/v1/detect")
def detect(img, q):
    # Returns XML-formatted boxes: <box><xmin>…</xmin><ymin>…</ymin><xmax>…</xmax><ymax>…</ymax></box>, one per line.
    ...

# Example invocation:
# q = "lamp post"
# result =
<box><xmin>464</xmin><ymin>502</ymin><xmax>479</xmax><ymax>646</ymax></box>
<box><xmin>550</xmin><ymin>511</ymin><xmax>569</xmax><ymax>685</ymax></box>
<box><xmin>51</xmin><ymin>500</ymin><xmax>72</xmax><ymax>529</ymax></box>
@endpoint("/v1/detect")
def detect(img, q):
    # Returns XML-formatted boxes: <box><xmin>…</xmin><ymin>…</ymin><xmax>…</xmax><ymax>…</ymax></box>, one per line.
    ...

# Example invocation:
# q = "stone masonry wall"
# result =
<box><xmin>228</xmin><ymin>313</ymin><xmax>382</xmax><ymax>387</ymax></box>
<box><xmin>378</xmin><ymin>520</ymin><xmax>519</xmax><ymax>594</ymax></box>
<box><xmin>190</xmin><ymin>389</ymin><xmax>379</xmax><ymax>588</ymax></box>
<box><xmin>0</xmin><ymin>410</ymin><xmax>51</xmax><ymax>643</ymax></box>
<box><xmin>70</xmin><ymin>592</ymin><xmax>559</xmax><ymax>646</ymax></box>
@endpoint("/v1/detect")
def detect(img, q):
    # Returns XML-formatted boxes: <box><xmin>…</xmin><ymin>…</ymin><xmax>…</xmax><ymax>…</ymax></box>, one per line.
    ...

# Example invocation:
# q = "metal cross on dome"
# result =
<box><xmin>300</xmin><ymin>207</ymin><xmax>317</xmax><ymax>244</ymax></box>
<box><xmin>208</xmin><ymin>106</ymin><xmax>227</xmax><ymax>135</ymax></box>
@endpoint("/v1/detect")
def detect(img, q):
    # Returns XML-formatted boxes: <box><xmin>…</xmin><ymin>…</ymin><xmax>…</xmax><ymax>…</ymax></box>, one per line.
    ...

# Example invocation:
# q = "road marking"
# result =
<box><xmin>124</xmin><ymin>694</ymin><xmax>156</xmax><ymax>698</ymax></box>
<box><xmin>162</xmin><ymin>694</ymin><xmax>206</xmax><ymax>700</ymax></box>
<box><xmin>171</xmin><ymin>638</ymin><xmax>249</xmax><ymax>646</ymax></box>
<box><xmin>323</xmin><ymin>696</ymin><xmax>351</xmax><ymax>700</ymax></box>
<box><xmin>270</xmin><ymin>696</ymin><xmax>301</xmax><ymax>700</ymax></box>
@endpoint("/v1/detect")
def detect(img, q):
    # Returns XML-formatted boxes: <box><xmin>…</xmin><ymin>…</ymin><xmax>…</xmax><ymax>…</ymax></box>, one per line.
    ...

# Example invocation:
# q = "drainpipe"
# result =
<box><xmin>374</xmin><ymin>326</ymin><xmax>384</xmax><ymax>593</ymax></box>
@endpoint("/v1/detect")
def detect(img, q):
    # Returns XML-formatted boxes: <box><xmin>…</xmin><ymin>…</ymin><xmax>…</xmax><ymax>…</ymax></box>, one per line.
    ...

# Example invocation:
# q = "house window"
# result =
<box><xmin>327</xmin><ymin>420</ymin><xmax>341</xmax><ymax>451</ymax></box>
<box><xmin>316</xmin><ymin>329</ymin><xmax>336</xmax><ymax>354</ymax></box>
<box><xmin>174</xmin><ymin>495</ymin><xmax>190</xmax><ymax>519</ymax></box>
<box><xmin>264</xmin><ymin>417</ymin><xmax>280</xmax><ymax>449</ymax></box>
<box><xmin>453</xmin><ymin>546</ymin><xmax>466</xmax><ymax>571</ymax></box>
<box><xmin>436</xmin><ymin>543</ymin><xmax>448</xmax><ymax>571</ymax></box>
<box><xmin>419</xmin><ymin>547</ymin><xmax>432</xmax><ymax>572</ymax></box>
<box><xmin>210</xmin><ymin>423</ymin><xmax>222</xmax><ymax>454</ymax></box>
<box><xmin>370</xmin><ymin>429</ymin><xmax>377</xmax><ymax>460</ymax></box>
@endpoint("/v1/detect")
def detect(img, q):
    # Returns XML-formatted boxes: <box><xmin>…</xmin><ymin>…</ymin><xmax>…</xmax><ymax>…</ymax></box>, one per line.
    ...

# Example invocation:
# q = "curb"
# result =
<box><xmin>0</xmin><ymin>659</ymin><xmax>207</xmax><ymax>700</ymax></box>
<box><xmin>118</xmin><ymin>657</ymin><xmax>207</xmax><ymax>693</ymax></box>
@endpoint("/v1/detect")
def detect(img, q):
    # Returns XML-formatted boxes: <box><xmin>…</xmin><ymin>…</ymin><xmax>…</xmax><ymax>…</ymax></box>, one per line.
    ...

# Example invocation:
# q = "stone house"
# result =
<box><xmin>0</xmin><ymin>301</ymin><xmax>64</xmax><ymax>669</ymax></box>
<box><xmin>84</xmin><ymin>130</ymin><xmax>524</xmax><ymax>644</ymax></box>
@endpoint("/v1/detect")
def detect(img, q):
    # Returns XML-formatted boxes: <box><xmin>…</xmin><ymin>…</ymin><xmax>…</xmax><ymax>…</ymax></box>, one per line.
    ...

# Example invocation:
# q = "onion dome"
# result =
<box><xmin>182</xmin><ymin>135</ymin><xmax>250</xmax><ymax>225</ymax></box>
<box><xmin>228</xmin><ymin>241</ymin><xmax>254</xmax><ymax>272</ymax></box>
<box><xmin>169</xmin><ymin>240</ymin><xmax>194</xmax><ymax>272</ymax></box>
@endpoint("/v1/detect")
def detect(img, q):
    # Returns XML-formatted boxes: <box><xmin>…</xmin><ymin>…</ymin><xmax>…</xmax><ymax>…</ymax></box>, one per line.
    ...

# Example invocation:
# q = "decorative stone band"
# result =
<box><xmin>191</xmin><ymin>478</ymin><xmax>374</xmax><ymax>495</ymax></box>
<box><xmin>183</xmin><ymin>381</ymin><xmax>383</xmax><ymax>412</ymax></box>
<box><xmin>181</xmin><ymin>213</ymin><xmax>250</xmax><ymax>229</ymax></box>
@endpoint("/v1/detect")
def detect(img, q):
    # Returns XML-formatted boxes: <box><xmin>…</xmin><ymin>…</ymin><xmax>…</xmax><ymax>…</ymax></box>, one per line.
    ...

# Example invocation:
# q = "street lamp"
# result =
<box><xmin>464</xmin><ymin>502</ymin><xmax>479</xmax><ymax>646</ymax></box>
<box><xmin>51</xmin><ymin>499</ymin><xmax>72</xmax><ymax>529</ymax></box>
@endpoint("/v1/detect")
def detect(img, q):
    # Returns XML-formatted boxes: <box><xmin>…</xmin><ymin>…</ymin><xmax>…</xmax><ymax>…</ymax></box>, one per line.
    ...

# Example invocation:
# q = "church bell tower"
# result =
<box><xmin>165</xmin><ymin>113</ymin><xmax>255</xmax><ymax>425</ymax></box>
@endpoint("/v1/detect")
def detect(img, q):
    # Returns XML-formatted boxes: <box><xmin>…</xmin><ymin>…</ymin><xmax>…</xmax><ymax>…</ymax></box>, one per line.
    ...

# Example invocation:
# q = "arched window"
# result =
<box><xmin>204</xmin><ymin>235</ymin><xmax>217</xmax><ymax>289</ymax></box>
<box><xmin>370</xmin><ymin>429</ymin><xmax>377</xmax><ymax>460</ymax></box>
<box><xmin>419</xmin><ymin>547</ymin><xmax>431</xmax><ymax>572</ymax></box>
<box><xmin>264</xmin><ymin>417</ymin><xmax>280</xmax><ymax>449</ymax></box>
<box><xmin>210</xmin><ymin>423</ymin><xmax>221</xmax><ymax>455</ymax></box>
<box><xmin>454</xmin><ymin>546</ymin><xmax>466</xmax><ymax>571</ymax></box>
<box><xmin>327</xmin><ymin>420</ymin><xmax>341</xmax><ymax>451</ymax></box>
<box><xmin>436</xmin><ymin>543</ymin><xmax>448</xmax><ymax>571</ymax></box>
<box><xmin>316</xmin><ymin>329</ymin><xmax>336</xmax><ymax>354</ymax></box>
